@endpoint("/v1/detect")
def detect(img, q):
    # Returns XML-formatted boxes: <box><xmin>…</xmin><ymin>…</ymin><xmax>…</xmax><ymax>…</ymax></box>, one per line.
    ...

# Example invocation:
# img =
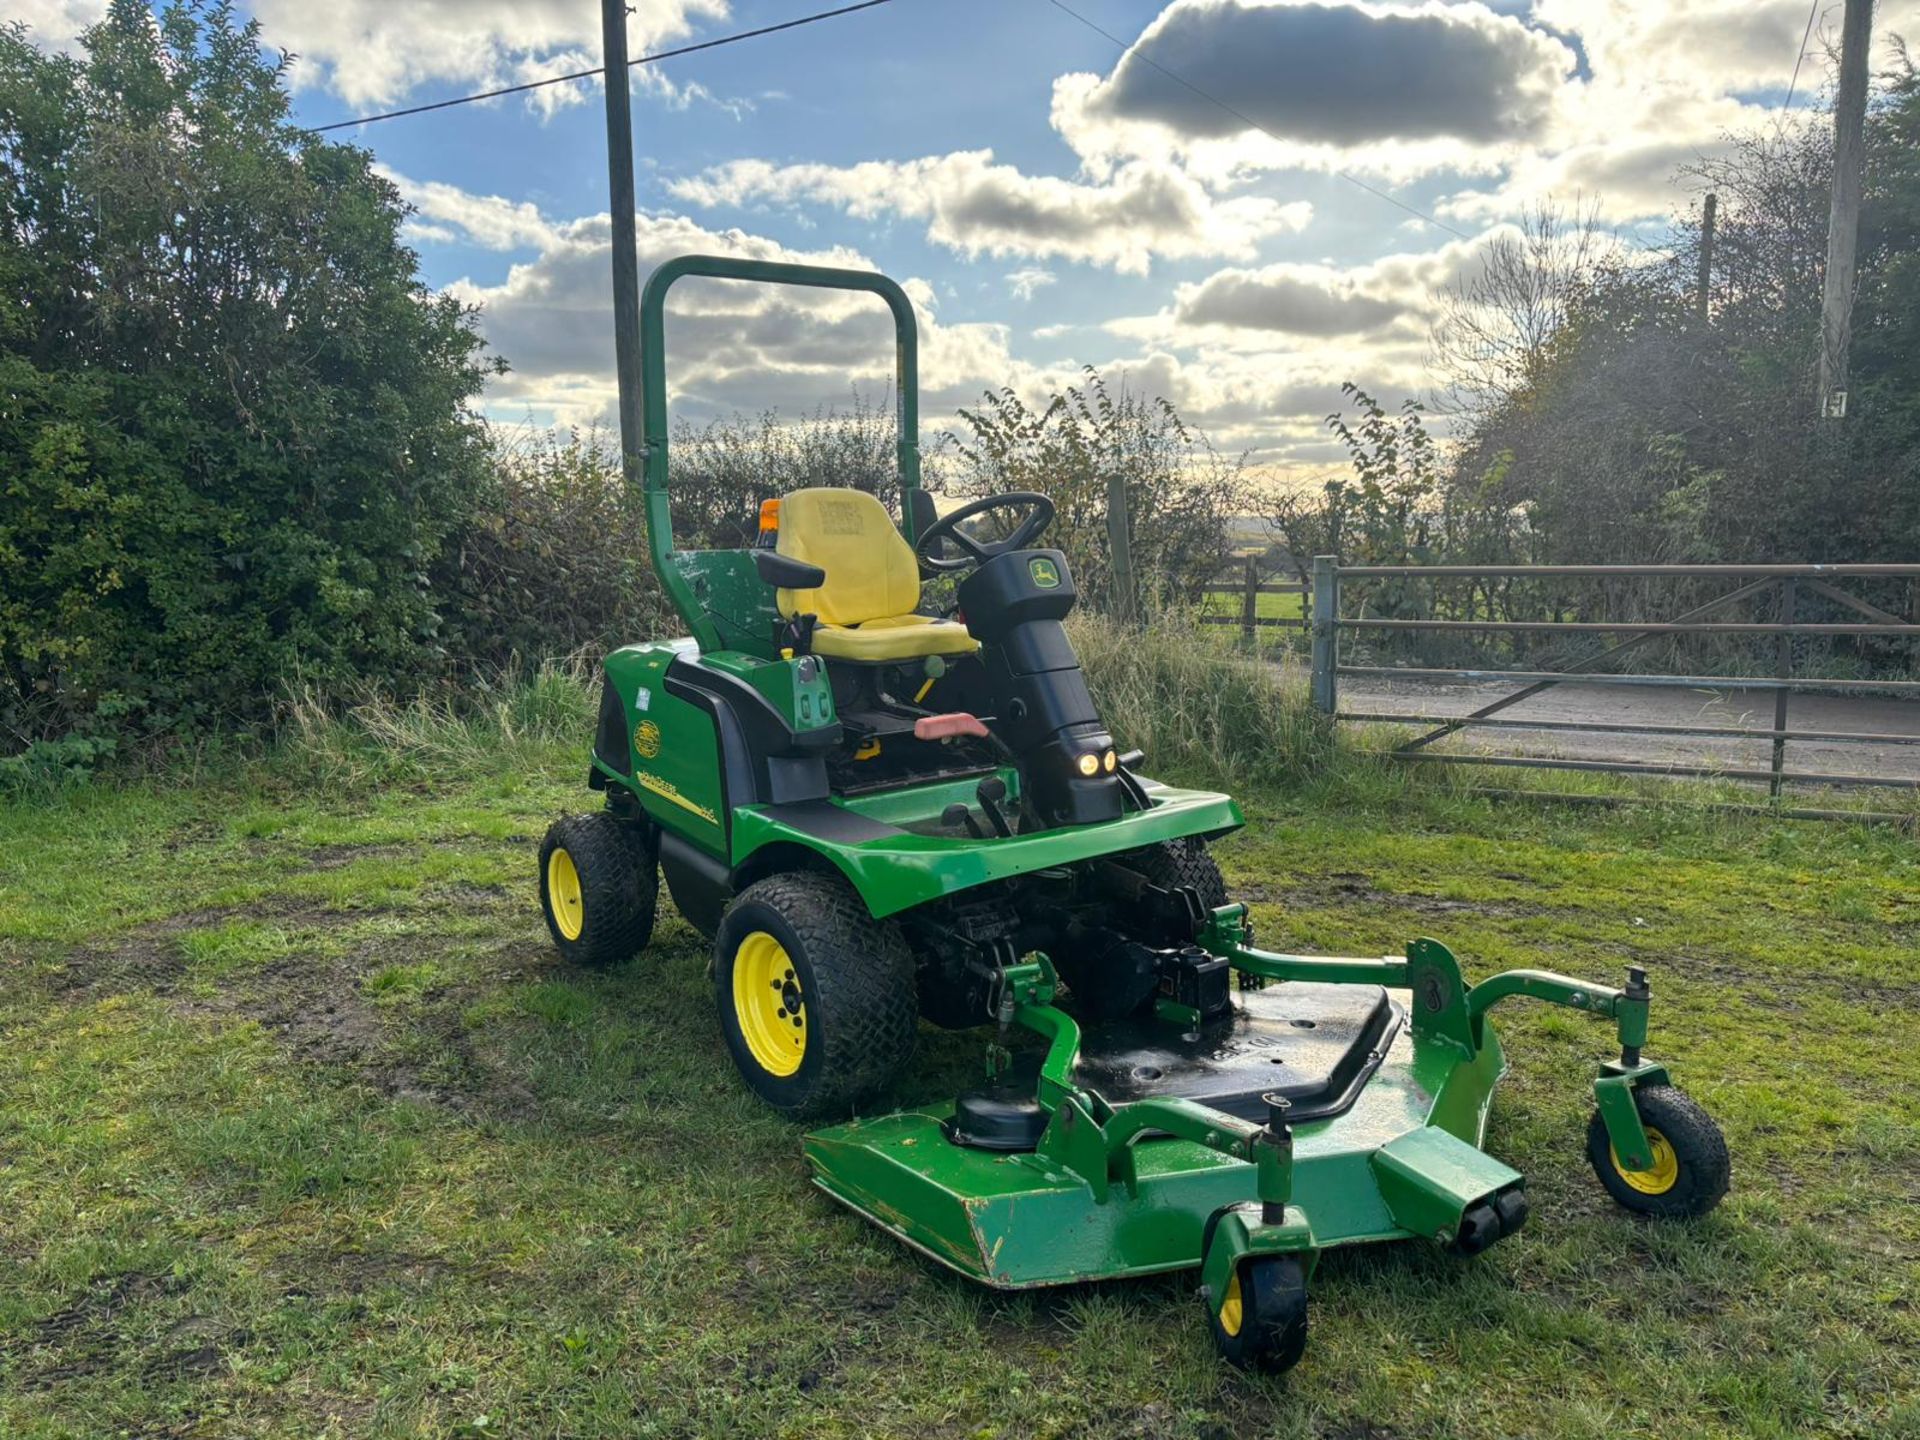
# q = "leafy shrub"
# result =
<box><xmin>945</xmin><ymin>367</ymin><xmax>1253</xmax><ymax>614</ymax></box>
<box><xmin>666</xmin><ymin>394</ymin><xmax>915</xmax><ymax>548</ymax></box>
<box><xmin>0</xmin><ymin>3</ymin><xmax>495</xmax><ymax>756</ymax></box>
<box><xmin>433</xmin><ymin>429</ymin><xmax>672</xmax><ymax>671</ymax></box>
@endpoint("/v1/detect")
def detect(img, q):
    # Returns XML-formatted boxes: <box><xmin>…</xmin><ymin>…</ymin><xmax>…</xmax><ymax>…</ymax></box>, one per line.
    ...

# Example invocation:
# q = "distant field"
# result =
<box><xmin>3</xmin><ymin>729</ymin><xmax>1917</xmax><ymax>1438</ymax></box>
<box><xmin>1199</xmin><ymin>584</ymin><xmax>1306</xmax><ymax>623</ymax></box>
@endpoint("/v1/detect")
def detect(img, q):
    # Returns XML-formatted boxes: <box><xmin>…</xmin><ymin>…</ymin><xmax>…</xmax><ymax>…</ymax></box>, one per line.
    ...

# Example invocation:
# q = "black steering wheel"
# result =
<box><xmin>914</xmin><ymin>491</ymin><xmax>1056</xmax><ymax>574</ymax></box>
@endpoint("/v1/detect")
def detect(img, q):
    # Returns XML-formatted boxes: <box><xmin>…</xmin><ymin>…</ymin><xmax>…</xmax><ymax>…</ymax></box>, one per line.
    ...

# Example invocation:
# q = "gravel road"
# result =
<box><xmin>1336</xmin><ymin>674</ymin><xmax>1920</xmax><ymax>786</ymax></box>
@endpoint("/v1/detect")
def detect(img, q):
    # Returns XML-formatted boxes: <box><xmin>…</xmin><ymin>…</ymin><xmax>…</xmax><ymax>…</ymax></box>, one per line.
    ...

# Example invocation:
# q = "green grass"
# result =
<box><xmin>3</xmin><ymin>705</ymin><xmax>1918</xmax><ymax>1438</ymax></box>
<box><xmin>1199</xmin><ymin>586</ymin><xmax>1306</xmax><ymax>623</ymax></box>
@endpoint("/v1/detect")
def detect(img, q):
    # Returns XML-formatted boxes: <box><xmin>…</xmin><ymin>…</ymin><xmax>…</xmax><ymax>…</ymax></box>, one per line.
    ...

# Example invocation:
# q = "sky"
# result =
<box><xmin>18</xmin><ymin>0</ymin><xmax>1917</xmax><ymax>485</ymax></box>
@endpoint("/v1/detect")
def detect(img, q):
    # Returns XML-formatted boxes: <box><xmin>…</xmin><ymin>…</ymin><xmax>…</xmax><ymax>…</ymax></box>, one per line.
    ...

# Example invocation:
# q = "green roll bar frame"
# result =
<box><xmin>637</xmin><ymin>255</ymin><xmax>926</xmax><ymax>652</ymax></box>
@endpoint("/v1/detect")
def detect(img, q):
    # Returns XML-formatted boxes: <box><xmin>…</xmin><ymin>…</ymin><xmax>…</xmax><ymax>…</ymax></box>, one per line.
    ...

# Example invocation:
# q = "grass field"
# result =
<box><xmin>1198</xmin><ymin>586</ymin><xmax>1306</xmax><ymax>625</ymax></box>
<box><xmin>3</xmin><ymin>713</ymin><xmax>1918</xmax><ymax>1438</ymax></box>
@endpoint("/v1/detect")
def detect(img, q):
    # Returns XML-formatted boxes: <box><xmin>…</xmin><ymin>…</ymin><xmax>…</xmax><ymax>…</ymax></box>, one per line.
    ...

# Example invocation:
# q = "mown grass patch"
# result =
<box><xmin>2</xmin><ymin>704</ymin><xmax>1917</xmax><ymax>1438</ymax></box>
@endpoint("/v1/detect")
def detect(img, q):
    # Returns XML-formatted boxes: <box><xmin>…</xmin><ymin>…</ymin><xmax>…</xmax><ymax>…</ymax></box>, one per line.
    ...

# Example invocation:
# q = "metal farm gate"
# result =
<box><xmin>1306</xmin><ymin>561</ymin><xmax>1920</xmax><ymax>813</ymax></box>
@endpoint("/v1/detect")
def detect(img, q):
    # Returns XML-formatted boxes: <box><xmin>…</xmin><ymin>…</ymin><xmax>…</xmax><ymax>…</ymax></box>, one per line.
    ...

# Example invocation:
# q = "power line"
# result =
<box><xmin>1779</xmin><ymin>0</ymin><xmax>1824</xmax><ymax>121</ymax></box>
<box><xmin>313</xmin><ymin>0</ymin><xmax>898</xmax><ymax>133</ymax></box>
<box><xmin>1043</xmin><ymin>0</ymin><xmax>1471</xmax><ymax>241</ymax></box>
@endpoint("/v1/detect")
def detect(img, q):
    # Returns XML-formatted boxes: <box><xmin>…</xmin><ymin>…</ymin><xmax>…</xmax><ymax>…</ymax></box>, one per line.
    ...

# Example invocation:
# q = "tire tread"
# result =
<box><xmin>539</xmin><ymin>812</ymin><xmax>658</xmax><ymax>966</ymax></box>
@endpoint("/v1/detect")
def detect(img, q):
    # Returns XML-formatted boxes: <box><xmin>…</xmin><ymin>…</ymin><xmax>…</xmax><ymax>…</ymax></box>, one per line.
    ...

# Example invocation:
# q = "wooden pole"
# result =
<box><xmin>1310</xmin><ymin>556</ymin><xmax>1338</xmax><ymax>713</ymax></box>
<box><xmin>1105</xmin><ymin>472</ymin><xmax>1135</xmax><ymax>625</ymax></box>
<box><xmin>600</xmin><ymin>0</ymin><xmax>646</xmax><ymax>487</ymax></box>
<box><xmin>1240</xmin><ymin>558</ymin><xmax>1258</xmax><ymax>648</ymax></box>
<box><xmin>1817</xmin><ymin>0</ymin><xmax>1874</xmax><ymax>420</ymax></box>
<box><xmin>1695</xmin><ymin>192</ymin><xmax>1717</xmax><ymax>323</ymax></box>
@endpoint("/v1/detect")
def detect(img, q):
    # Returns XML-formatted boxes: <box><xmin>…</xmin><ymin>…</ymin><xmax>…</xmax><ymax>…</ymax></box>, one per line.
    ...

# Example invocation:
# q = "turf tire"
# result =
<box><xmin>1586</xmin><ymin>1084</ymin><xmax>1730</xmax><ymax>1219</ymax></box>
<box><xmin>1133</xmin><ymin>837</ymin><xmax>1229</xmax><ymax>911</ymax></box>
<box><xmin>714</xmin><ymin>871</ymin><xmax>918</xmax><ymax>1120</ymax></box>
<box><xmin>538</xmin><ymin>812</ymin><xmax>658</xmax><ymax>966</ymax></box>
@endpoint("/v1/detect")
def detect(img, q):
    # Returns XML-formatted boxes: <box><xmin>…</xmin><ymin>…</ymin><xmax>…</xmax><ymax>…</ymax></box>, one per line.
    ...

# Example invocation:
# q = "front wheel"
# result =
<box><xmin>713</xmin><ymin>872</ymin><xmax>918</xmax><ymax>1120</ymax></box>
<box><xmin>1587</xmin><ymin>1085</ymin><xmax>1730</xmax><ymax>1218</ymax></box>
<box><xmin>1207</xmin><ymin>1254</ymin><xmax>1309</xmax><ymax>1374</ymax></box>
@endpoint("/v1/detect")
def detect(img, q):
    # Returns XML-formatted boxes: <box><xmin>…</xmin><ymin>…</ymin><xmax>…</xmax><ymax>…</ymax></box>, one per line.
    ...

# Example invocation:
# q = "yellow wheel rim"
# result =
<box><xmin>732</xmin><ymin>931</ymin><xmax>807</xmax><ymax>1078</ymax></box>
<box><xmin>1612</xmin><ymin>1126</ymin><xmax>1681</xmax><ymax>1195</ymax></box>
<box><xmin>1218</xmin><ymin>1269</ymin><xmax>1244</xmax><ymax>1338</ymax></box>
<box><xmin>547</xmin><ymin>847</ymin><xmax>584</xmax><ymax>941</ymax></box>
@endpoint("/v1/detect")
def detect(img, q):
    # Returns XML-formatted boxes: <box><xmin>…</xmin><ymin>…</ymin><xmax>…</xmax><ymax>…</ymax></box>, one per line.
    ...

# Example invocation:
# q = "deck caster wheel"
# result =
<box><xmin>1207</xmin><ymin>1254</ymin><xmax>1309</xmax><ymax>1375</ymax></box>
<box><xmin>1587</xmin><ymin>1084</ymin><xmax>1730</xmax><ymax>1218</ymax></box>
<box><xmin>539</xmin><ymin>812</ymin><xmax>658</xmax><ymax>966</ymax></box>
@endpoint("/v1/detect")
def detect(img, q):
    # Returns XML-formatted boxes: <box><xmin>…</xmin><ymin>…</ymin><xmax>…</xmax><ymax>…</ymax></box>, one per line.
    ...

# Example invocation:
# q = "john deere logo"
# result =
<box><xmin>634</xmin><ymin>720</ymin><xmax>662</xmax><ymax>759</ymax></box>
<box><xmin>1029</xmin><ymin>556</ymin><xmax>1061</xmax><ymax>588</ymax></box>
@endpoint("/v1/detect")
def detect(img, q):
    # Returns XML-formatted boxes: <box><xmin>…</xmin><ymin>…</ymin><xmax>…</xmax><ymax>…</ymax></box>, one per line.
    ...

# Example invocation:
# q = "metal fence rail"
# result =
<box><xmin>1309</xmin><ymin>558</ymin><xmax>1920</xmax><ymax>800</ymax></box>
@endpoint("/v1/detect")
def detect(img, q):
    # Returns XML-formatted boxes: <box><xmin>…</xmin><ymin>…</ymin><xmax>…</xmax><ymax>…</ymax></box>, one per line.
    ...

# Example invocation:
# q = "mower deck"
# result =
<box><xmin>802</xmin><ymin>990</ymin><xmax>1505</xmax><ymax>1290</ymax></box>
<box><xmin>802</xmin><ymin>915</ymin><xmax>1691</xmax><ymax>1324</ymax></box>
<box><xmin>805</xmin><ymin>979</ymin><xmax>1510</xmax><ymax>1288</ymax></box>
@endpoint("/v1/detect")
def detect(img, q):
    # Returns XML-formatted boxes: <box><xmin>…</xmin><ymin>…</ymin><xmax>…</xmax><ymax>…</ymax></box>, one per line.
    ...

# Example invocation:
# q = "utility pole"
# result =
<box><xmin>1817</xmin><ymin>0</ymin><xmax>1875</xmax><ymax>420</ymax></box>
<box><xmin>1694</xmin><ymin>192</ymin><xmax>1716</xmax><ymax>324</ymax></box>
<box><xmin>600</xmin><ymin>0</ymin><xmax>646</xmax><ymax>484</ymax></box>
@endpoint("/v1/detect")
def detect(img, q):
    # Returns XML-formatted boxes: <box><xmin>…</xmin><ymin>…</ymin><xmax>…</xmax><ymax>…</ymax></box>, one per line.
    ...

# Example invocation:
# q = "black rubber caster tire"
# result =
<box><xmin>714</xmin><ymin>872</ymin><xmax>918</xmax><ymax>1120</ymax></box>
<box><xmin>1587</xmin><ymin>1084</ymin><xmax>1730</xmax><ymax>1219</ymax></box>
<box><xmin>1207</xmin><ymin>1254</ymin><xmax>1309</xmax><ymax>1374</ymax></box>
<box><xmin>538</xmin><ymin>812</ymin><xmax>658</xmax><ymax>966</ymax></box>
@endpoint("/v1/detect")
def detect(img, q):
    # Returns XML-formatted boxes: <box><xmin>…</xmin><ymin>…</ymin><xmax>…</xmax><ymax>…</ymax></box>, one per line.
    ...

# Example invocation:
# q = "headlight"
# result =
<box><xmin>1102</xmin><ymin>749</ymin><xmax>1117</xmax><ymax>773</ymax></box>
<box><xmin>1076</xmin><ymin>752</ymin><xmax>1101</xmax><ymax>777</ymax></box>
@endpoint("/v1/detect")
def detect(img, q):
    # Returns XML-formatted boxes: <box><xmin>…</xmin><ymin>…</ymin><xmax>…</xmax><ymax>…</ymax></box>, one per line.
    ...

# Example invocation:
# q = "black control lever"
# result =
<box><xmin>941</xmin><ymin>802</ymin><xmax>986</xmax><ymax>839</ymax></box>
<box><xmin>975</xmin><ymin>777</ymin><xmax>1014</xmax><ymax>838</ymax></box>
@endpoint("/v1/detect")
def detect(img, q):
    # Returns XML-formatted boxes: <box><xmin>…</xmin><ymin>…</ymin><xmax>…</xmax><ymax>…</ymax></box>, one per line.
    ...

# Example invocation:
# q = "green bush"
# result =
<box><xmin>0</xmin><ymin>3</ymin><xmax>495</xmax><ymax>754</ymax></box>
<box><xmin>433</xmin><ymin>429</ymin><xmax>672</xmax><ymax>671</ymax></box>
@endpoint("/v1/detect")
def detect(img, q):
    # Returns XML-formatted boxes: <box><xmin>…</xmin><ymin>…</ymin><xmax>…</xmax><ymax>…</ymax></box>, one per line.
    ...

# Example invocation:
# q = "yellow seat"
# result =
<box><xmin>775</xmin><ymin>488</ymin><xmax>978</xmax><ymax>663</ymax></box>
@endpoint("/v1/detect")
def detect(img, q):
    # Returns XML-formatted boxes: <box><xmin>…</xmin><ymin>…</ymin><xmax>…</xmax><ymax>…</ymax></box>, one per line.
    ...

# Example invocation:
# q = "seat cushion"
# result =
<box><xmin>810</xmin><ymin>613</ymin><xmax>979</xmax><ymax>662</ymax></box>
<box><xmin>775</xmin><ymin>488</ymin><xmax>922</xmax><ymax>626</ymax></box>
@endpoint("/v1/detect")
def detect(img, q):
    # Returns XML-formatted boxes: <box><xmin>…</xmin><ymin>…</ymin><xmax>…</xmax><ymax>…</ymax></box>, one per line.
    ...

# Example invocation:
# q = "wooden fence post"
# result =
<box><xmin>1240</xmin><ymin>559</ymin><xmax>1259</xmax><ymax>648</ymax></box>
<box><xmin>1311</xmin><ymin>555</ymin><xmax>1338</xmax><ymax>713</ymax></box>
<box><xmin>1105</xmin><ymin>472</ymin><xmax>1135</xmax><ymax>625</ymax></box>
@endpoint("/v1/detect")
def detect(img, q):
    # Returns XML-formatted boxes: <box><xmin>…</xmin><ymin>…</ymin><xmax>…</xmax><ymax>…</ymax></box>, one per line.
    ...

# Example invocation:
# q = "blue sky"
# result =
<box><xmin>23</xmin><ymin>0</ymin><xmax>1903</xmax><ymax>482</ymax></box>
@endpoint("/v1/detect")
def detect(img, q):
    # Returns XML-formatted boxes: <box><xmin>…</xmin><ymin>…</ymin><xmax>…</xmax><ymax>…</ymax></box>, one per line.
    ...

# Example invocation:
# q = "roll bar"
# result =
<box><xmin>637</xmin><ymin>255</ymin><xmax>924</xmax><ymax>624</ymax></box>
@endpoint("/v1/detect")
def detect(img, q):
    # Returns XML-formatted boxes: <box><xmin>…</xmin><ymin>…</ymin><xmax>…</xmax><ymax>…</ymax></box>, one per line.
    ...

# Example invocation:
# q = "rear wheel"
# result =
<box><xmin>714</xmin><ymin>872</ymin><xmax>918</xmax><ymax>1119</ymax></box>
<box><xmin>1587</xmin><ymin>1085</ymin><xmax>1729</xmax><ymax>1218</ymax></box>
<box><xmin>538</xmin><ymin>812</ymin><xmax>657</xmax><ymax>966</ymax></box>
<box><xmin>1208</xmin><ymin>1254</ymin><xmax>1309</xmax><ymax>1374</ymax></box>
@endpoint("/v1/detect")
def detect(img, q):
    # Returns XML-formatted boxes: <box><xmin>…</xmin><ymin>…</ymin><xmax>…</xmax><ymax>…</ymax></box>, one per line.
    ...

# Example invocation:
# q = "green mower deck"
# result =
<box><xmin>805</xmin><ymin>917</ymin><xmax>1675</xmax><ymax>1308</ymax></box>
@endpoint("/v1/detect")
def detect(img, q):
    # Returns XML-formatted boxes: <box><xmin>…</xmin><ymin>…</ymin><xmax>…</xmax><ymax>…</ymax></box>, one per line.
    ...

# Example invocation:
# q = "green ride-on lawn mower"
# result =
<box><xmin>538</xmin><ymin>254</ymin><xmax>1730</xmax><ymax>1373</ymax></box>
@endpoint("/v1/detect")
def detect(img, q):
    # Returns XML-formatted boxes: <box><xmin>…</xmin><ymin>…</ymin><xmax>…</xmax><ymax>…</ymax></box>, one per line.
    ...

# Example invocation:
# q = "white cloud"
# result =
<box><xmin>1043</xmin><ymin>0</ymin><xmax>1920</xmax><ymax>226</ymax></box>
<box><xmin>251</xmin><ymin>0</ymin><xmax>728</xmax><ymax>110</ymax></box>
<box><xmin>1006</xmin><ymin>268</ymin><xmax>1057</xmax><ymax>301</ymax></box>
<box><xmin>380</xmin><ymin>167</ymin><xmax>560</xmax><ymax>251</ymax></box>
<box><xmin>669</xmin><ymin>150</ymin><xmax>1311</xmax><ymax>275</ymax></box>
<box><xmin>393</xmin><ymin>177</ymin><xmax>1046</xmax><ymax>434</ymax></box>
<box><xmin>1107</xmin><ymin>230</ymin><xmax>1512</xmax><ymax>345</ymax></box>
<box><xmin>11</xmin><ymin>0</ymin><xmax>107</xmax><ymax>50</ymax></box>
<box><xmin>1078</xmin><ymin>0</ymin><xmax>1574</xmax><ymax>148</ymax></box>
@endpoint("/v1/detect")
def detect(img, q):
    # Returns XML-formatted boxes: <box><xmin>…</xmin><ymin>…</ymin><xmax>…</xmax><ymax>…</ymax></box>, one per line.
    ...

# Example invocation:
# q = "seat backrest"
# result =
<box><xmin>774</xmin><ymin>488</ymin><xmax>920</xmax><ymax>625</ymax></box>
